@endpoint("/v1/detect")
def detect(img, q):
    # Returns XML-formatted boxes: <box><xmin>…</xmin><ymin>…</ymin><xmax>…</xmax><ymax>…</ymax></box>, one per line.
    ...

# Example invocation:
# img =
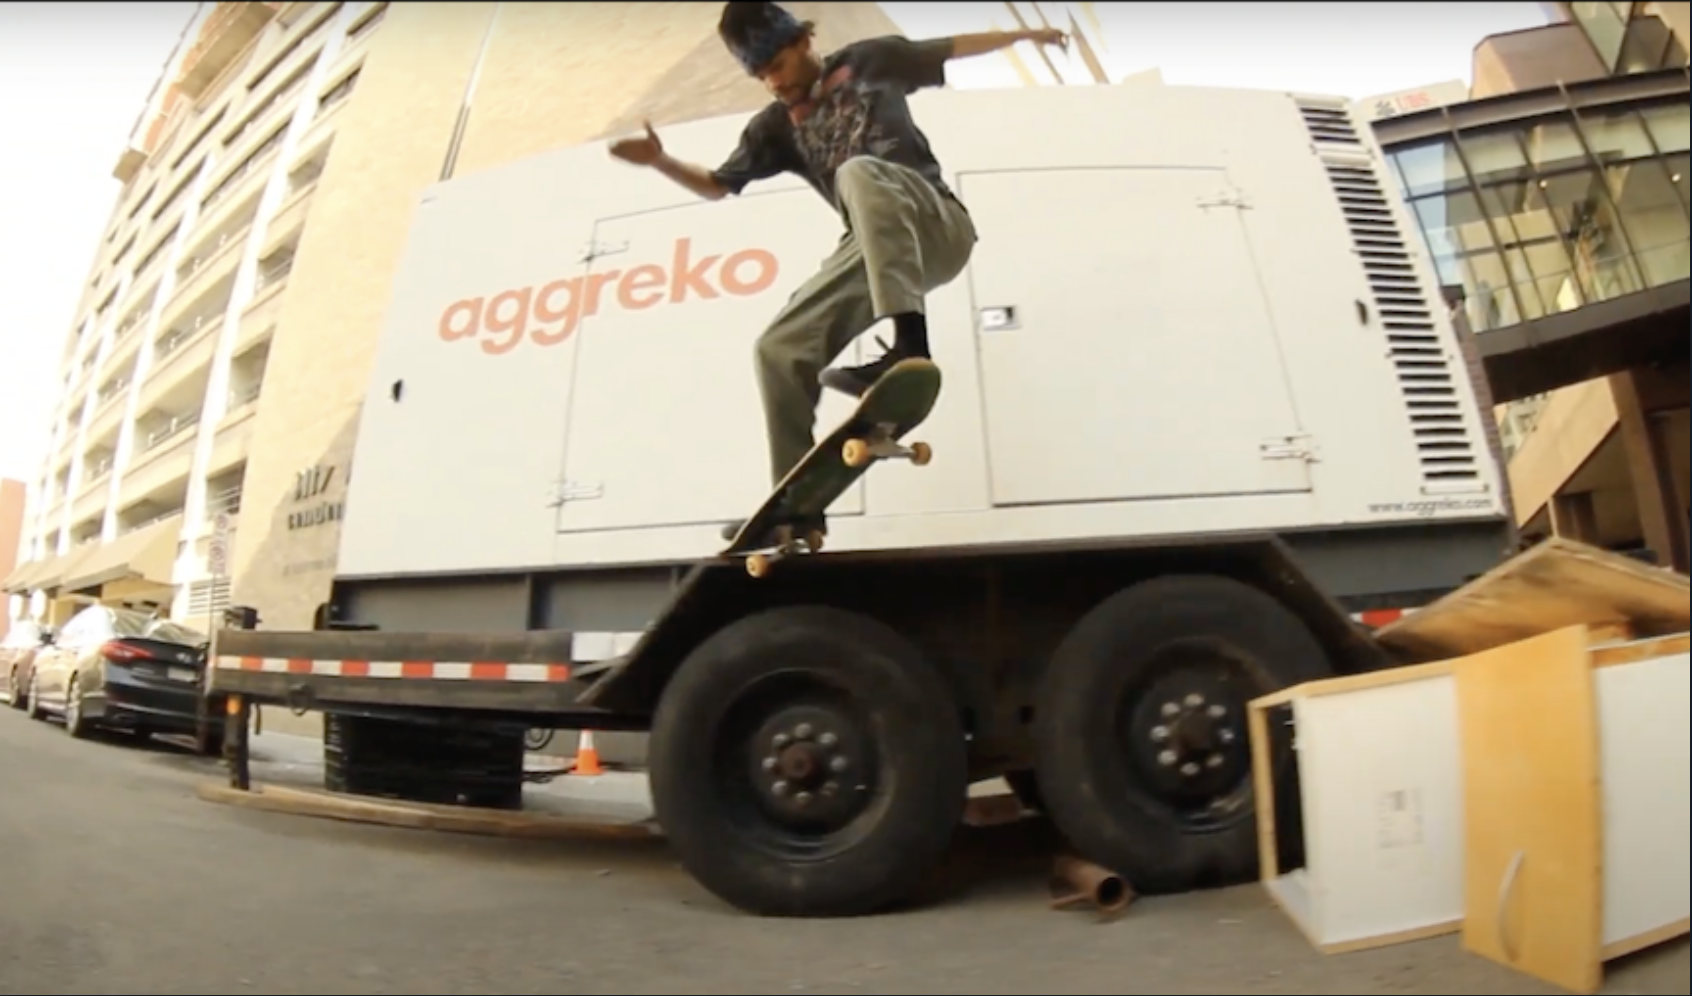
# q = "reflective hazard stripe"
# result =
<box><xmin>1350</xmin><ymin>607</ymin><xmax>1420</xmax><ymax>628</ymax></box>
<box><xmin>211</xmin><ymin>630</ymin><xmax>647</xmax><ymax>681</ymax></box>
<box><xmin>215</xmin><ymin>657</ymin><xmax>575</xmax><ymax>681</ymax></box>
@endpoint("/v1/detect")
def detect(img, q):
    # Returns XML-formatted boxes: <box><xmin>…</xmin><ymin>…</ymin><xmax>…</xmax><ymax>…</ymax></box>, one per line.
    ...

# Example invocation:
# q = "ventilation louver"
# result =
<box><xmin>1296</xmin><ymin>99</ymin><xmax>1481</xmax><ymax>487</ymax></box>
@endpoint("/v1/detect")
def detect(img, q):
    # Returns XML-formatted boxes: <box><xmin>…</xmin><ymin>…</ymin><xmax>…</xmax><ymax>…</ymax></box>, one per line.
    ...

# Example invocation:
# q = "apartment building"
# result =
<box><xmin>4</xmin><ymin>1</ymin><xmax>903</xmax><ymax>631</ymax></box>
<box><xmin>0</xmin><ymin>479</ymin><xmax>23</xmax><ymax>642</ymax></box>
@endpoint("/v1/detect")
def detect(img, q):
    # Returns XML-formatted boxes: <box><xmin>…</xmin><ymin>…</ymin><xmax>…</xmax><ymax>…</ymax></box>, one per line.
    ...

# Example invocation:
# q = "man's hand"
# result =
<box><xmin>1022</xmin><ymin>27</ymin><xmax>1069</xmax><ymax>51</ymax></box>
<box><xmin>609</xmin><ymin>122</ymin><xmax>664</xmax><ymax>166</ymax></box>
<box><xmin>948</xmin><ymin>28</ymin><xmax>1069</xmax><ymax>61</ymax></box>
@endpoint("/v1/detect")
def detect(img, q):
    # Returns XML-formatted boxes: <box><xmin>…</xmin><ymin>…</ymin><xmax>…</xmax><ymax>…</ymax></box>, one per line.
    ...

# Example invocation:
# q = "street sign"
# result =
<box><xmin>208</xmin><ymin>511</ymin><xmax>233</xmax><ymax>578</ymax></box>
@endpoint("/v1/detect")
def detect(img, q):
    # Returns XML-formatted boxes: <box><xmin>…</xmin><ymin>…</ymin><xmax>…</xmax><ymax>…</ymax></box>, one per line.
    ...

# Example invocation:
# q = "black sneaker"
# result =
<box><xmin>719</xmin><ymin>514</ymin><xmax>827</xmax><ymax>546</ymax></box>
<box><xmin>820</xmin><ymin>337</ymin><xmax>917</xmax><ymax>398</ymax></box>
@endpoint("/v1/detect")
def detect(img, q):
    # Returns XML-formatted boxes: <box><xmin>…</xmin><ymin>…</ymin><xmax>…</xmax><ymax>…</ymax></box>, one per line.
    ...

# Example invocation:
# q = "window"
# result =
<box><xmin>1538</xmin><ymin>168</ymin><xmax>1645</xmax><ymax>303</ymax></box>
<box><xmin>110</xmin><ymin>607</ymin><xmax>206</xmax><ymax>646</ymax></box>
<box><xmin>1608</xmin><ymin>155</ymin><xmax>1691</xmax><ymax>286</ymax></box>
<box><xmin>1640</xmin><ymin>101</ymin><xmax>1690</xmax><ymax>155</ymax></box>
<box><xmin>1391</xmin><ymin>140</ymin><xmax>1468</xmax><ymax>199</ymax></box>
<box><xmin>1574</xmin><ymin>107</ymin><xmax>1657</xmax><ymax>165</ymax></box>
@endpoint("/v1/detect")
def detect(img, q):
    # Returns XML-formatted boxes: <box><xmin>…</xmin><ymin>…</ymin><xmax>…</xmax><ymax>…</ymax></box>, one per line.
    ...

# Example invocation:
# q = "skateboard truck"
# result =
<box><xmin>842</xmin><ymin>423</ymin><xmax>934</xmax><ymax>469</ymax></box>
<box><xmin>744</xmin><ymin>524</ymin><xmax>828</xmax><ymax>578</ymax></box>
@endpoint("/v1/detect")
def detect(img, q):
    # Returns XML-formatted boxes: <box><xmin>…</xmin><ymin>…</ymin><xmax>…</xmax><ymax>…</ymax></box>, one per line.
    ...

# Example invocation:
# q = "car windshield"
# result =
<box><xmin>109</xmin><ymin>609</ymin><xmax>205</xmax><ymax>646</ymax></box>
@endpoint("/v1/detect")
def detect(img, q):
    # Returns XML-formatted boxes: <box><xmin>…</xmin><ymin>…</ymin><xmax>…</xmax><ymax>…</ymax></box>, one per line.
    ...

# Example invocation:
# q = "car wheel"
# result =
<box><xmin>25</xmin><ymin>673</ymin><xmax>47</xmax><ymax>721</ymax></box>
<box><xmin>63</xmin><ymin>675</ymin><xmax>92</xmax><ymax>739</ymax></box>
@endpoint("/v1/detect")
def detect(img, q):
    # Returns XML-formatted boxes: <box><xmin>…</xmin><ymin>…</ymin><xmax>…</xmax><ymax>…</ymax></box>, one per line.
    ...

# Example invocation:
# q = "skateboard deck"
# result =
<box><xmin>722</xmin><ymin>357</ymin><xmax>942</xmax><ymax>578</ymax></box>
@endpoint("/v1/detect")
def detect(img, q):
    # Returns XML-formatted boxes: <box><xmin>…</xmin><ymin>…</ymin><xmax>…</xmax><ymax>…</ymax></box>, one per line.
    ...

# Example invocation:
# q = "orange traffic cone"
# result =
<box><xmin>573</xmin><ymin>729</ymin><xmax>604</xmax><ymax>776</ymax></box>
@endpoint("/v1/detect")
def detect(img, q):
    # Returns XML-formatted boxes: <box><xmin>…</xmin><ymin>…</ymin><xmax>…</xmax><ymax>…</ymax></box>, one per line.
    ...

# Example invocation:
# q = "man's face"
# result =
<box><xmin>757</xmin><ymin>37</ymin><xmax>820</xmax><ymax>105</ymax></box>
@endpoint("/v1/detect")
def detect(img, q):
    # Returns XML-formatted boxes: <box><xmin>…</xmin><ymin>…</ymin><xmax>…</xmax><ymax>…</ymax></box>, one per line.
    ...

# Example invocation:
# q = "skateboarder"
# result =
<box><xmin>609</xmin><ymin>3</ymin><xmax>1068</xmax><ymax>532</ymax></box>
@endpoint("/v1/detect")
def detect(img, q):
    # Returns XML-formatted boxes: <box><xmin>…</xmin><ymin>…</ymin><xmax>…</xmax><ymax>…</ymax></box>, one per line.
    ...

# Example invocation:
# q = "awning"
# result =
<box><xmin>2</xmin><ymin>559</ymin><xmax>43</xmax><ymax>594</ymax></box>
<box><xmin>63</xmin><ymin>514</ymin><xmax>184</xmax><ymax>594</ymax></box>
<box><xmin>3</xmin><ymin>545</ymin><xmax>98</xmax><ymax>595</ymax></box>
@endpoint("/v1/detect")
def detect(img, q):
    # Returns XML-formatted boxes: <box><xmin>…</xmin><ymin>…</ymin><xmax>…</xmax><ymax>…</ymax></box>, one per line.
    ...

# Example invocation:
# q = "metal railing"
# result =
<box><xmin>142</xmin><ymin>411</ymin><xmax>201</xmax><ymax>453</ymax></box>
<box><xmin>227</xmin><ymin>381</ymin><xmax>263</xmax><ymax>409</ymax></box>
<box><xmin>207</xmin><ymin>484</ymin><xmax>244</xmax><ymax>515</ymax></box>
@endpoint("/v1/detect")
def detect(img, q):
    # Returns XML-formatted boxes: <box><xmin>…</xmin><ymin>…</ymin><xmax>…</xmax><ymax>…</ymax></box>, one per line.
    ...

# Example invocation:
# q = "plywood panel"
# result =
<box><xmin>1595</xmin><ymin>650</ymin><xmax>1692</xmax><ymax>954</ymax></box>
<box><xmin>1455</xmin><ymin>625</ymin><xmax>1603</xmax><ymax>995</ymax></box>
<box><xmin>1378</xmin><ymin>538</ymin><xmax>1690</xmax><ymax>663</ymax></box>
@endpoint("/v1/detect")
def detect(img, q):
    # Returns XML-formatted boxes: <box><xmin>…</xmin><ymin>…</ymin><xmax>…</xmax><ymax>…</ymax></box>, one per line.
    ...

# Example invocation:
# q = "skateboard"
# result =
<box><xmin>722</xmin><ymin>357</ymin><xmax>942</xmax><ymax>578</ymax></box>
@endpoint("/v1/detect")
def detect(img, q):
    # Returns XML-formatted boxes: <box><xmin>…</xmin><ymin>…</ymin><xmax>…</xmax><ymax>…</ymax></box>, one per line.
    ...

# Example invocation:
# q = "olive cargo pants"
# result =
<box><xmin>753</xmin><ymin>156</ymin><xmax>977</xmax><ymax>484</ymax></box>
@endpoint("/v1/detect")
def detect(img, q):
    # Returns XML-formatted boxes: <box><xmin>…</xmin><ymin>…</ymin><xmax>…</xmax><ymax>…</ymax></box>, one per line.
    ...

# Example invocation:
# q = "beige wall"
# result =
<box><xmin>1471</xmin><ymin>23</ymin><xmax>1607</xmax><ymax>99</ymax></box>
<box><xmin>229</xmin><ymin>2</ymin><xmax>901</xmax><ymax>628</ymax></box>
<box><xmin>0</xmin><ymin>479</ymin><xmax>23</xmax><ymax>640</ymax></box>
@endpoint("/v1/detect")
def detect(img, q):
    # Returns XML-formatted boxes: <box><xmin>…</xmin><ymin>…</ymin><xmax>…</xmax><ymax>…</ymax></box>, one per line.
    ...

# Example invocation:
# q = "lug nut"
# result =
<box><xmin>829</xmin><ymin>755</ymin><xmax>848</xmax><ymax>773</ymax></box>
<box><xmin>822</xmin><ymin>781</ymin><xmax>838</xmax><ymax>796</ymax></box>
<box><xmin>761</xmin><ymin>756</ymin><xmax>778</xmax><ymax>771</ymax></box>
<box><xmin>773</xmin><ymin>733</ymin><xmax>790</xmax><ymax>748</ymax></box>
<box><xmin>818</xmin><ymin>731</ymin><xmax>838</xmax><ymax>748</ymax></box>
<box><xmin>1206</xmin><ymin>754</ymin><xmax>1224</xmax><ymax>769</ymax></box>
<box><xmin>1207</xmin><ymin>704</ymin><xmax>1226</xmax><ymax>718</ymax></box>
<box><xmin>772</xmin><ymin>780</ymin><xmax>790</xmax><ymax>796</ymax></box>
<box><xmin>1218</xmin><ymin>728</ymin><xmax>1236</xmax><ymax>744</ymax></box>
<box><xmin>1158</xmin><ymin>750</ymin><xmax>1177</xmax><ymax>766</ymax></box>
<box><xmin>795</xmin><ymin>791</ymin><xmax>812</xmax><ymax>806</ymax></box>
<box><xmin>795</xmin><ymin>723</ymin><xmax>813</xmax><ymax>740</ymax></box>
<box><xmin>1180</xmin><ymin>762</ymin><xmax>1200</xmax><ymax>777</ymax></box>
<box><xmin>1184</xmin><ymin>693</ymin><xmax>1204</xmax><ymax>708</ymax></box>
<box><xmin>1161</xmin><ymin>701</ymin><xmax>1180</xmax><ymax>718</ymax></box>
<box><xmin>1151</xmin><ymin>725</ymin><xmax>1169</xmax><ymax>741</ymax></box>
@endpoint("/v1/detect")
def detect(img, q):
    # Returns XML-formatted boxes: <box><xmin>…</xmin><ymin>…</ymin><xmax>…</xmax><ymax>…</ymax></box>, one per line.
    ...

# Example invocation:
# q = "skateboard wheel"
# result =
<box><xmin>842</xmin><ymin>438</ymin><xmax>872</xmax><ymax>468</ymax></box>
<box><xmin>909</xmin><ymin>441</ymin><xmax>933</xmax><ymax>467</ymax></box>
<box><xmin>746</xmin><ymin>554</ymin><xmax>772</xmax><ymax>579</ymax></box>
<box><xmin>804</xmin><ymin>529</ymin><xmax>826</xmax><ymax>553</ymax></box>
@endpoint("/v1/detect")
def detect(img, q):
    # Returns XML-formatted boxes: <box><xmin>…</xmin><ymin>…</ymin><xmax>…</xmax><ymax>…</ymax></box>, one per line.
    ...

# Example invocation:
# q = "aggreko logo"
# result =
<box><xmin>438</xmin><ymin>237</ymin><xmax>780</xmax><ymax>356</ymax></box>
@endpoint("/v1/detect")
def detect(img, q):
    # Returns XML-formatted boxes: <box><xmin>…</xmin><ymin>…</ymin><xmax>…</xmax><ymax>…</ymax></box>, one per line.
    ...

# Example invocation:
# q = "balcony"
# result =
<box><xmin>119</xmin><ymin>410</ymin><xmax>200</xmax><ymax>509</ymax></box>
<box><xmin>71</xmin><ymin>453</ymin><xmax>114</xmax><ymax>527</ymax></box>
<box><xmin>139</xmin><ymin>329</ymin><xmax>217</xmax><ymax>424</ymax></box>
<box><xmin>200</xmin><ymin>124</ymin><xmax>287</xmax><ymax>221</ymax></box>
<box><xmin>173</xmin><ymin>210</ymin><xmax>254</xmax><ymax>309</ymax></box>
<box><xmin>176</xmin><ymin>2</ymin><xmax>282</xmax><ymax>100</ymax></box>
<box><xmin>268</xmin><ymin>155</ymin><xmax>324</xmax><ymax>240</ymax></box>
<box><xmin>83</xmin><ymin>372</ymin><xmax>134</xmax><ymax>448</ymax></box>
<box><xmin>154</xmin><ymin>276</ymin><xmax>231</xmax><ymax>367</ymax></box>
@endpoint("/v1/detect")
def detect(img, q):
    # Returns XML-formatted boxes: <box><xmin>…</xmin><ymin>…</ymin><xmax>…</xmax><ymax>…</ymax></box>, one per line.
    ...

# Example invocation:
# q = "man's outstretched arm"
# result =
<box><xmin>942</xmin><ymin>27</ymin><xmax>1068</xmax><ymax>60</ymax></box>
<box><xmin>609</xmin><ymin>122</ymin><xmax>729</xmax><ymax>200</ymax></box>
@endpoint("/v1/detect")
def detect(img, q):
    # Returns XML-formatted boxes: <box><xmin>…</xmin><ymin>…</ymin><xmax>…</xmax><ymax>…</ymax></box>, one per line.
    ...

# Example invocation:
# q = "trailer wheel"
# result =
<box><xmin>1032</xmin><ymin>574</ymin><xmax>1330</xmax><ymax>895</ymax></box>
<box><xmin>648</xmin><ymin>606</ymin><xmax>967</xmax><ymax>918</ymax></box>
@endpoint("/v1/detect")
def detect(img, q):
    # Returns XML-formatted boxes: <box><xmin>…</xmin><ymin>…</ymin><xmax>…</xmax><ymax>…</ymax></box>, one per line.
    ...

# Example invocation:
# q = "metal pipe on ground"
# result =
<box><xmin>1049</xmin><ymin>854</ymin><xmax>1134</xmax><ymax>919</ymax></box>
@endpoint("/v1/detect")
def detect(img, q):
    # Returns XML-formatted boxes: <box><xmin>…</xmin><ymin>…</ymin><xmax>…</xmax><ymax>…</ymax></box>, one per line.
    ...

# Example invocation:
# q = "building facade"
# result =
<box><xmin>1376</xmin><ymin>2</ymin><xmax>1690</xmax><ymax>571</ymax></box>
<box><xmin>3</xmin><ymin>1</ymin><xmax>903</xmax><ymax>632</ymax></box>
<box><xmin>0</xmin><ymin>479</ymin><xmax>23</xmax><ymax>642</ymax></box>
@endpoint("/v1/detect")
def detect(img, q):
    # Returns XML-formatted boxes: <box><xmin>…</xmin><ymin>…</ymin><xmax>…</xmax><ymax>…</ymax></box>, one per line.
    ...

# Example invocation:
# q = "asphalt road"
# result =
<box><xmin>1</xmin><ymin>708</ymin><xmax>1687</xmax><ymax>996</ymax></box>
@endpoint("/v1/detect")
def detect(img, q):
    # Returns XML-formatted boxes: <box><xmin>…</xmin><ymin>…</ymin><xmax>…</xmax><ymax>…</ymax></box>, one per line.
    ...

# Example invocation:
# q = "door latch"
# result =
<box><xmin>548</xmin><ymin>480</ymin><xmax>604</xmax><ymax>507</ymax></box>
<box><xmin>1259</xmin><ymin>434</ymin><xmax>1319</xmax><ymax>462</ymax></box>
<box><xmin>577</xmin><ymin>240</ymin><xmax>629</xmax><ymax>264</ymax></box>
<box><xmin>1197</xmin><ymin>188</ymin><xmax>1253</xmax><ymax>211</ymax></box>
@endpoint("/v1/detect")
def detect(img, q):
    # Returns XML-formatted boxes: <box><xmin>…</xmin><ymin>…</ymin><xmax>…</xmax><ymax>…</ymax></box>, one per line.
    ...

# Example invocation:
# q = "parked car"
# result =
<box><xmin>2</xmin><ymin>620</ymin><xmax>50</xmax><ymax>710</ymax></box>
<box><xmin>26</xmin><ymin>605</ymin><xmax>223</xmax><ymax>752</ymax></box>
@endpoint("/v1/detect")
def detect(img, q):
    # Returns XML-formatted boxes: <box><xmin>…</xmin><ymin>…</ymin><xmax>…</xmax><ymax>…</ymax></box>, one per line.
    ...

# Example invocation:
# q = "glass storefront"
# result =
<box><xmin>1385</xmin><ymin>97</ymin><xmax>1689</xmax><ymax>335</ymax></box>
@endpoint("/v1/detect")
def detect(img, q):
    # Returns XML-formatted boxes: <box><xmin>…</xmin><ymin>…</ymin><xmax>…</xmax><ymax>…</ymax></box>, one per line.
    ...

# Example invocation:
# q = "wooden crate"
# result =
<box><xmin>1248</xmin><ymin>539</ymin><xmax>1690</xmax><ymax>991</ymax></box>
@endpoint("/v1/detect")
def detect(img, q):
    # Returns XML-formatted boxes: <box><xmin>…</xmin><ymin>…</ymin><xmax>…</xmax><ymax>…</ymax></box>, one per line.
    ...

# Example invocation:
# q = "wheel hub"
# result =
<box><xmin>1128</xmin><ymin>674</ymin><xmax>1248</xmax><ymax>802</ymax></box>
<box><xmin>748</xmin><ymin>705</ymin><xmax>871</xmax><ymax>829</ymax></box>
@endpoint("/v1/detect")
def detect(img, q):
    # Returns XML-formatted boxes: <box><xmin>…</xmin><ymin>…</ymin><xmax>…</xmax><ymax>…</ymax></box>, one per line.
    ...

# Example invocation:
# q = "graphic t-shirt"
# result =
<box><xmin>710</xmin><ymin>35</ymin><xmax>955</xmax><ymax>211</ymax></box>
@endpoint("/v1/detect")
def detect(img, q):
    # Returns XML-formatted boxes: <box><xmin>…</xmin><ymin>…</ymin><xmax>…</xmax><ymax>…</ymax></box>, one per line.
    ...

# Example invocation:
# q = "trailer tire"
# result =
<box><xmin>648</xmin><ymin>605</ymin><xmax>967</xmax><ymax>918</ymax></box>
<box><xmin>1032</xmin><ymin>574</ymin><xmax>1330</xmax><ymax>895</ymax></box>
